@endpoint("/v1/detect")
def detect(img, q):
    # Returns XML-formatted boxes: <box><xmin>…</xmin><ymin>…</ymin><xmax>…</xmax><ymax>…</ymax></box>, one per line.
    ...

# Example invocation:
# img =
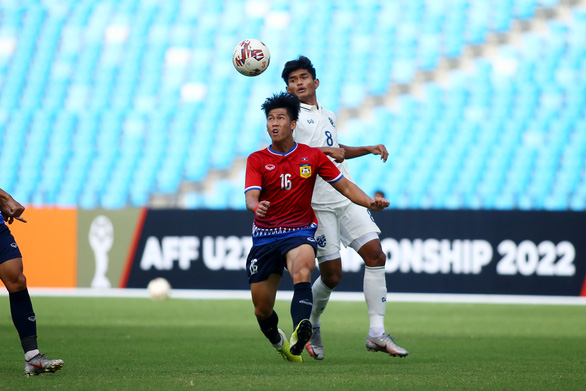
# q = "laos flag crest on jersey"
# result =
<box><xmin>300</xmin><ymin>163</ymin><xmax>312</xmax><ymax>178</ymax></box>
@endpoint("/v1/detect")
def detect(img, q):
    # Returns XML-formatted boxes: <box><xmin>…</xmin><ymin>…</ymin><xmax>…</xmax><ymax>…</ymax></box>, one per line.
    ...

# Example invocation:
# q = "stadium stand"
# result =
<box><xmin>0</xmin><ymin>0</ymin><xmax>583</xmax><ymax>211</ymax></box>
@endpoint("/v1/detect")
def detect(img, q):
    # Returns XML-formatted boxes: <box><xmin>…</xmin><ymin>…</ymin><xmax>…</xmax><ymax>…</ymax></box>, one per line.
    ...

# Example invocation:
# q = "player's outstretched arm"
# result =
<box><xmin>329</xmin><ymin>178</ymin><xmax>389</xmax><ymax>212</ymax></box>
<box><xmin>0</xmin><ymin>188</ymin><xmax>27</xmax><ymax>224</ymax></box>
<box><xmin>318</xmin><ymin>146</ymin><xmax>345</xmax><ymax>163</ymax></box>
<box><xmin>339</xmin><ymin>144</ymin><xmax>388</xmax><ymax>162</ymax></box>
<box><xmin>245</xmin><ymin>189</ymin><xmax>270</xmax><ymax>218</ymax></box>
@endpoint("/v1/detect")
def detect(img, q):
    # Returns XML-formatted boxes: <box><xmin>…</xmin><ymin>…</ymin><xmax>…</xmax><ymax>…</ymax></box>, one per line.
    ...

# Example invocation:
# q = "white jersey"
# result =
<box><xmin>294</xmin><ymin>102</ymin><xmax>353</xmax><ymax>207</ymax></box>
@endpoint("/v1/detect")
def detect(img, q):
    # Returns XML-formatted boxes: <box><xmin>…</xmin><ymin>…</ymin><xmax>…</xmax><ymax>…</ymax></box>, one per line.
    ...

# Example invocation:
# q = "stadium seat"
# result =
<box><xmin>0</xmin><ymin>0</ymin><xmax>581</xmax><ymax>211</ymax></box>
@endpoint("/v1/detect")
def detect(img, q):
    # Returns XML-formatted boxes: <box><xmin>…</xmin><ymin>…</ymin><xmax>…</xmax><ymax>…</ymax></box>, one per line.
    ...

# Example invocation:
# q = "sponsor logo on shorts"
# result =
<box><xmin>249</xmin><ymin>259</ymin><xmax>258</xmax><ymax>275</ymax></box>
<box><xmin>307</xmin><ymin>237</ymin><xmax>315</xmax><ymax>242</ymax></box>
<box><xmin>10</xmin><ymin>243</ymin><xmax>17</xmax><ymax>248</ymax></box>
<box><xmin>28</xmin><ymin>316</ymin><xmax>36</xmax><ymax>322</ymax></box>
<box><xmin>316</xmin><ymin>235</ymin><xmax>326</xmax><ymax>248</ymax></box>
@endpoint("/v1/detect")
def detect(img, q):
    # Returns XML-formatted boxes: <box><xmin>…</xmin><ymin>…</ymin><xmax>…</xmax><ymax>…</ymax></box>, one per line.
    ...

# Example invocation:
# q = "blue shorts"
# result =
<box><xmin>0</xmin><ymin>224</ymin><xmax>22</xmax><ymax>264</ymax></box>
<box><xmin>246</xmin><ymin>235</ymin><xmax>317</xmax><ymax>284</ymax></box>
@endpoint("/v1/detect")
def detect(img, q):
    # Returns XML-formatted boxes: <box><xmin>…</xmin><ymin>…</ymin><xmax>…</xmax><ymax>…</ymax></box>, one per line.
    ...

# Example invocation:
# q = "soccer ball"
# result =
<box><xmin>232</xmin><ymin>38</ymin><xmax>270</xmax><ymax>76</ymax></box>
<box><xmin>147</xmin><ymin>277</ymin><xmax>171</xmax><ymax>300</ymax></box>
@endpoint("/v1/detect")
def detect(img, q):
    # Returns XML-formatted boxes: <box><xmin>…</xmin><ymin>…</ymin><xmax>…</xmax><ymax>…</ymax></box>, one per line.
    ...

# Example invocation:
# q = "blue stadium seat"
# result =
<box><xmin>0</xmin><ymin>0</ymin><xmax>580</xmax><ymax>211</ymax></box>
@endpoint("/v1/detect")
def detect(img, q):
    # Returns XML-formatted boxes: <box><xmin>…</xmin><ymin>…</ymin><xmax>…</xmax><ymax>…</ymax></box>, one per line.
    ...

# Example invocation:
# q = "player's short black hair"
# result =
<box><xmin>261</xmin><ymin>92</ymin><xmax>300</xmax><ymax>122</ymax></box>
<box><xmin>281</xmin><ymin>55</ymin><xmax>317</xmax><ymax>84</ymax></box>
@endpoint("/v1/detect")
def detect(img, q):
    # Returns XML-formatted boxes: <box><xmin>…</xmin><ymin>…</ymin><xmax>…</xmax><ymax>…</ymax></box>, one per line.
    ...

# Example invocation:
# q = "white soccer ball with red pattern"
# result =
<box><xmin>147</xmin><ymin>277</ymin><xmax>171</xmax><ymax>300</ymax></box>
<box><xmin>232</xmin><ymin>39</ymin><xmax>270</xmax><ymax>76</ymax></box>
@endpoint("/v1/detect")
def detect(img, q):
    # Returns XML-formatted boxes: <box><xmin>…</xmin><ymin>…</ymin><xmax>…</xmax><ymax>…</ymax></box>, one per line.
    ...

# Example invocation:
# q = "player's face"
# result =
<box><xmin>266</xmin><ymin>108</ymin><xmax>296</xmax><ymax>143</ymax></box>
<box><xmin>286</xmin><ymin>69</ymin><xmax>319</xmax><ymax>105</ymax></box>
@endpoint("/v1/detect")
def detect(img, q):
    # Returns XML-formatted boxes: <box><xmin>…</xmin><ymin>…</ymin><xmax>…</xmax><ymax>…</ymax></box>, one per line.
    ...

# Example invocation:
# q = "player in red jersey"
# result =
<box><xmin>244</xmin><ymin>92</ymin><xmax>390</xmax><ymax>362</ymax></box>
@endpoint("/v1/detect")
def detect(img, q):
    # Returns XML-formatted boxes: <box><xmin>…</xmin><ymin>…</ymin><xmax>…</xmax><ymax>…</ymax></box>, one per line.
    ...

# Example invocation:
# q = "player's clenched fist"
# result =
<box><xmin>254</xmin><ymin>201</ymin><xmax>271</xmax><ymax>218</ymax></box>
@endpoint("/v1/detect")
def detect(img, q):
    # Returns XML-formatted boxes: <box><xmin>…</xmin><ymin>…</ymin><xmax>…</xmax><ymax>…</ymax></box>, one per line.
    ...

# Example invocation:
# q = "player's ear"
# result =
<box><xmin>290</xmin><ymin>120</ymin><xmax>296</xmax><ymax>131</ymax></box>
<box><xmin>314</xmin><ymin>78</ymin><xmax>319</xmax><ymax>89</ymax></box>
<box><xmin>286</xmin><ymin>85</ymin><xmax>292</xmax><ymax>94</ymax></box>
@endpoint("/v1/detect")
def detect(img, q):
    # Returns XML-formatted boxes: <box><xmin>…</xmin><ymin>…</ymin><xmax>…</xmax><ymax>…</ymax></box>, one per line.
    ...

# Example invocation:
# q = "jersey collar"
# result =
<box><xmin>300</xmin><ymin>102</ymin><xmax>320</xmax><ymax>113</ymax></box>
<box><xmin>268</xmin><ymin>142</ymin><xmax>298</xmax><ymax>156</ymax></box>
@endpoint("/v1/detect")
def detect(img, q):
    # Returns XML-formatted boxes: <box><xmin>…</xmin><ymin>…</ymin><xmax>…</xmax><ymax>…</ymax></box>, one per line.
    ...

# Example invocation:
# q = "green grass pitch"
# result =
<box><xmin>0</xmin><ymin>296</ymin><xmax>584</xmax><ymax>390</ymax></box>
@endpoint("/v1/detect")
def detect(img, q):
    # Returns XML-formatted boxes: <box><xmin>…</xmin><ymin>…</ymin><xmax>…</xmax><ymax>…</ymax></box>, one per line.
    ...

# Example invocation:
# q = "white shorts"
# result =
<box><xmin>313</xmin><ymin>201</ymin><xmax>381</xmax><ymax>263</ymax></box>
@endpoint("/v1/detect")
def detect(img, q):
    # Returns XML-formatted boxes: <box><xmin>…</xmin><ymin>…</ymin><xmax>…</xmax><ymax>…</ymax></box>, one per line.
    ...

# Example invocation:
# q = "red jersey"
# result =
<box><xmin>245</xmin><ymin>142</ymin><xmax>343</xmax><ymax>245</ymax></box>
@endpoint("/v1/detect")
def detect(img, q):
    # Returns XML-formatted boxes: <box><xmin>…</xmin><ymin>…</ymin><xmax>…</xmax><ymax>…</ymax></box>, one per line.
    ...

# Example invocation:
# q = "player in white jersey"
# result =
<box><xmin>282</xmin><ymin>56</ymin><xmax>408</xmax><ymax>360</ymax></box>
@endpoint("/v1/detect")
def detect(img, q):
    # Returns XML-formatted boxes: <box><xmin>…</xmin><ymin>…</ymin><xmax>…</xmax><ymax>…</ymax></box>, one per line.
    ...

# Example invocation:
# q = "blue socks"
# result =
<box><xmin>257</xmin><ymin>282</ymin><xmax>313</xmax><ymax>345</ymax></box>
<box><xmin>290</xmin><ymin>282</ymin><xmax>312</xmax><ymax>329</ymax></box>
<box><xmin>9</xmin><ymin>289</ymin><xmax>38</xmax><ymax>353</ymax></box>
<box><xmin>257</xmin><ymin>310</ymin><xmax>281</xmax><ymax>345</ymax></box>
